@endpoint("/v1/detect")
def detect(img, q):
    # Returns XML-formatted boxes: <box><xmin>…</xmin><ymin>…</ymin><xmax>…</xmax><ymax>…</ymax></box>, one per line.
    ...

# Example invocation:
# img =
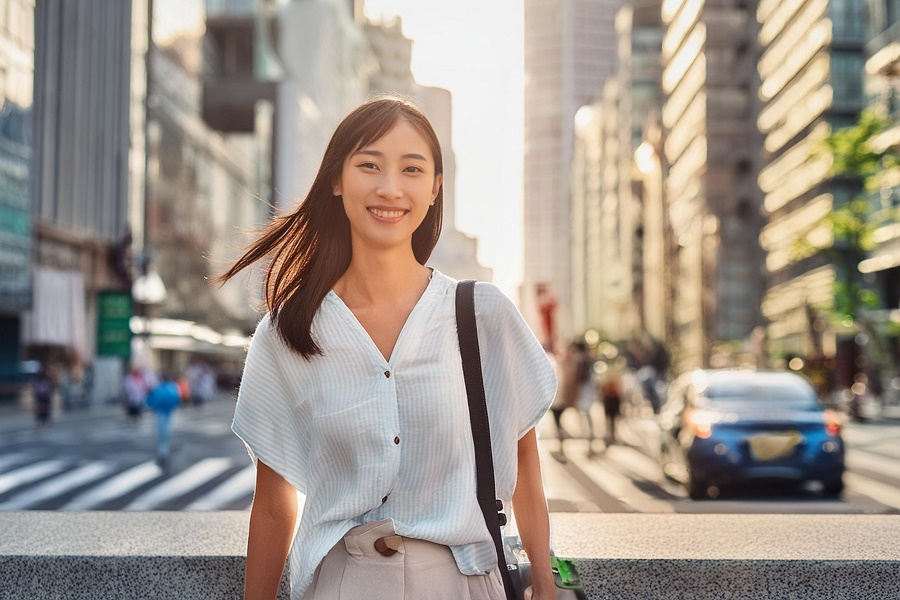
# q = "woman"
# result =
<box><xmin>220</xmin><ymin>96</ymin><xmax>558</xmax><ymax>600</ymax></box>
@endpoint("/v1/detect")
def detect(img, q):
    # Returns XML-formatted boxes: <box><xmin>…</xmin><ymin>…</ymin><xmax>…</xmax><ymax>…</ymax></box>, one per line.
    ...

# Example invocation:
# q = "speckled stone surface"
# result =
<box><xmin>0</xmin><ymin>511</ymin><xmax>289</xmax><ymax>600</ymax></box>
<box><xmin>549</xmin><ymin>514</ymin><xmax>900</xmax><ymax>599</ymax></box>
<box><xmin>1</xmin><ymin>512</ymin><xmax>898</xmax><ymax>599</ymax></box>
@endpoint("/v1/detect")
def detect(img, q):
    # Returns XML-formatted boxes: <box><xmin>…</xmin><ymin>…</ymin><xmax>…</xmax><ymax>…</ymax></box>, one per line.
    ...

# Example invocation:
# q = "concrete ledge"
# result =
<box><xmin>549</xmin><ymin>513</ymin><xmax>900</xmax><ymax>599</ymax></box>
<box><xmin>0</xmin><ymin>512</ymin><xmax>289</xmax><ymax>600</ymax></box>
<box><xmin>1</xmin><ymin>512</ymin><xmax>898</xmax><ymax>599</ymax></box>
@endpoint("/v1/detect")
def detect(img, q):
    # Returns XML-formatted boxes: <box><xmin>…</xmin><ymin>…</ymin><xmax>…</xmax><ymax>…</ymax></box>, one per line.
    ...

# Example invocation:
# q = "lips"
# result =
<box><xmin>368</xmin><ymin>207</ymin><xmax>409</xmax><ymax>220</ymax></box>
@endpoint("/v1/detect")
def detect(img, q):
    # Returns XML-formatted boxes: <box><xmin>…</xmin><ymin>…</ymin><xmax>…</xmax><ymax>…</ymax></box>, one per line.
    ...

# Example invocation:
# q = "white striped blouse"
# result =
<box><xmin>232</xmin><ymin>269</ymin><xmax>558</xmax><ymax>599</ymax></box>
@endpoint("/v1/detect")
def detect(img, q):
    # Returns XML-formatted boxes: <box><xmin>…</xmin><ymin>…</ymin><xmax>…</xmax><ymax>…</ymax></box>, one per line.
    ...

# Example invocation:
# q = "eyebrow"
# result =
<box><xmin>353</xmin><ymin>149</ymin><xmax>429</xmax><ymax>162</ymax></box>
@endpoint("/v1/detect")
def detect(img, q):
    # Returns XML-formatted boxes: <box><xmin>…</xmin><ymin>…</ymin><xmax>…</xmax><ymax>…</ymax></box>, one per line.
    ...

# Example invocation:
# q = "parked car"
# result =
<box><xmin>657</xmin><ymin>369</ymin><xmax>845</xmax><ymax>499</ymax></box>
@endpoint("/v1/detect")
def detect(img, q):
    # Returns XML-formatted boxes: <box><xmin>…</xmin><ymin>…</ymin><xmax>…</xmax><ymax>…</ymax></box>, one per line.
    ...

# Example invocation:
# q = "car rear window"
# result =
<box><xmin>702</xmin><ymin>382</ymin><xmax>820</xmax><ymax>410</ymax></box>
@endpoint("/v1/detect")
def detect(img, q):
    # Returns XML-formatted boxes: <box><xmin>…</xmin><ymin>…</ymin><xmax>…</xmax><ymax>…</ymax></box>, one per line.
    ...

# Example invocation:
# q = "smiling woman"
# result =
<box><xmin>216</xmin><ymin>95</ymin><xmax>558</xmax><ymax>600</ymax></box>
<box><xmin>332</xmin><ymin>121</ymin><xmax>442</xmax><ymax>257</ymax></box>
<box><xmin>218</xmin><ymin>96</ymin><xmax>444</xmax><ymax>359</ymax></box>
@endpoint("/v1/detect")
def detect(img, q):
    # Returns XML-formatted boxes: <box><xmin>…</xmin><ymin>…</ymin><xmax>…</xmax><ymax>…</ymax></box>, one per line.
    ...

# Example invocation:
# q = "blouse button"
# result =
<box><xmin>384</xmin><ymin>370</ymin><xmax>391</xmax><ymax>378</ymax></box>
<box><xmin>382</xmin><ymin>495</ymin><xmax>388</xmax><ymax>504</ymax></box>
<box><xmin>393</xmin><ymin>436</ymin><xmax>400</xmax><ymax>445</ymax></box>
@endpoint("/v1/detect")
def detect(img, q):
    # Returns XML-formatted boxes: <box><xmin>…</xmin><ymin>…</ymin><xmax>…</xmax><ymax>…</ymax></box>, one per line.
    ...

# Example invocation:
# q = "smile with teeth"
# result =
<box><xmin>368</xmin><ymin>208</ymin><xmax>408</xmax><ymax>219</ymax></box>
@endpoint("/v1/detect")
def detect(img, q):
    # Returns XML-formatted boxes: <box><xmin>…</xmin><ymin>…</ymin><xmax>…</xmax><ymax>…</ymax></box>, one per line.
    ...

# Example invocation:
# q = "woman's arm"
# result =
<box><xmin>511</xmin><ymin>428</ymin><xmax>556</xmax><ymax>600</ymax></box>
<box><xmin>245</xmin><ymin>460</ymin><xmax>298</xmax><ymax>600</ymax></box>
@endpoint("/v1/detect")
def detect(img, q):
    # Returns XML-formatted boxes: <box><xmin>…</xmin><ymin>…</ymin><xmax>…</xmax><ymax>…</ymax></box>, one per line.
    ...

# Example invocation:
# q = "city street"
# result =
<box><xmin>1</xmin><ymin>397</ymin><xmax>898</xmax><ymax>515</ymax></box>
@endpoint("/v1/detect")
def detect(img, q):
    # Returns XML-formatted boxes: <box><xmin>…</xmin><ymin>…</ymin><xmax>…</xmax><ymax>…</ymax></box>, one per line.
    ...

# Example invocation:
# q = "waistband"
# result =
<box><xmin>342</xmin><ymin>519</ymin><xmax>451</xmax><ymax>563</ymax></box>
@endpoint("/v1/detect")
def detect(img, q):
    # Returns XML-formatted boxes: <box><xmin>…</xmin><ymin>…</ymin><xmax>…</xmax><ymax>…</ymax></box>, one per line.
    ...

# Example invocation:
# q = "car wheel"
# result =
<box><xmin>822</xmin><ymin>477</ymin><xmax>844</xmax><ymax>496</ymax></box>
<box><xmin>688</xmin><ymin>476</ymin><xmax>709</xmax><ymax>500</ymax></box>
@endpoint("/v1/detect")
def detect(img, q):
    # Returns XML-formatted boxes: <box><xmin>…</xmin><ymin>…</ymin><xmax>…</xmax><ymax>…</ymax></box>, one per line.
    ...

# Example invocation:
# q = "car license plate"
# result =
<box><xmin>747</xmin><ymin>432</ymin><xmax>802</xmax><ymax>461</ymax></box>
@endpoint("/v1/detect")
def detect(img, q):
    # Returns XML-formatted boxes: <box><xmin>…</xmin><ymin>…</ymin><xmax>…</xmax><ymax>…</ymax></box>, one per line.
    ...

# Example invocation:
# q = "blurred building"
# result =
<box><xmin>571</xmin><ymin>3</ymin><xmax>664</xmax><ymax>345</ymax></box>
<box><xmin>144</xmin><ymin>27</ymin><xmax>271</xmax><ymax>375</ymax></box>
<box><xmin>28</xmin><ymin>0</ymin><xmax>135</xmax><ymax>396</ymax></box>
<box><xmin>756</xmin><ymin>0</ymin><xmax>867</xmax><ymax>360</ymax></box>
<box><xmin>0</xmin><ymin>0</ymin><xmax>34</xmax><ymax>396</ymax></box>
<box><xmin>861</xmin><ymin>2</ymin><xmax>900</xmax><ymax>327</ymax></box>
<box><xmin>523</xmin><ymin>0</ymin><xmax>626</xmax><ymax>346</ymax></box>
<box><xmin>660</xmin><ymin>0</ymin><xmax>764</xmax><ymax>371</ymax></box>
<box><xmin>617</xmin><ymin>3</ymin><xmax>665</xmax><ymax>343</ymax></box>
<box><xmin>365</xmin><ymin>17</ymin><xmax>491</xmax><ymax>282</ymax></box>
<box><xmin>634</xmin><ymin>116</ymin><xmax>671</xmax><ymax>345</ymax></box>
<box><xmin>571</xmin><ymin>100</ymin><xmax>603</xmax><ymax>336</ymax></box>
<box><xmin>275</xmin><ymin>0</ymin><xmax>369</xmax><ymax>207</ymax></box>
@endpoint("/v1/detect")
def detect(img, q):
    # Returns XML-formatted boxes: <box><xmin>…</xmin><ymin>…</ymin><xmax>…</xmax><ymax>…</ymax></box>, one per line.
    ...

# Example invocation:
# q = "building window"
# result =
<box><xmin>830</xmin><ymin>0</ymin><xmax>867</xmax><ymax>39</ymax></box>
<box><xmin>831</xmin><ymin>52</ymin><xmax>865</xmax><ymax>102</ymax></box>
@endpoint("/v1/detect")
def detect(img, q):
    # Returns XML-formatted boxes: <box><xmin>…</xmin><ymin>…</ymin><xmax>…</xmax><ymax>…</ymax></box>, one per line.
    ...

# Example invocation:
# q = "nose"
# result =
<box><xmin>376</xmin><ymin>172</ymin><xmax>403</xmax><ymax>199</ymax></box>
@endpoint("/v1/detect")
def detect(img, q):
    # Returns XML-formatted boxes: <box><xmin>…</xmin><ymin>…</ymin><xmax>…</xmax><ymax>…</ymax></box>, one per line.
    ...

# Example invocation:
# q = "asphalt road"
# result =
<box><xmin>1</xmin><ymin>395</ymin><xmax>899</xmax><ymax>514</ymax></box>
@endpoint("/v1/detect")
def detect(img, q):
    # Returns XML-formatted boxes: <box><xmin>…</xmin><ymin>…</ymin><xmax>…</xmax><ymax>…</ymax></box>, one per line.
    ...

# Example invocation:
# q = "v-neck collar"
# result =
<box><xmin>326</xmin><ymin>268</ymin><xmax>439</xmax><ymax>366</ymax></box>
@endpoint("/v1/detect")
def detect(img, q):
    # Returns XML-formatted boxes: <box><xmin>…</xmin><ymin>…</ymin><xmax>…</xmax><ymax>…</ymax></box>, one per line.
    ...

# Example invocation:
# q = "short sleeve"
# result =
<box><xmin>475</xmin><ymin>283</ymin><xmax>558</xmax><ymax>439</ymax></box>
<box><xmin>232</xmin><ymin>313</ymin><xmax>311</xmax><ymax>493</ymax></box>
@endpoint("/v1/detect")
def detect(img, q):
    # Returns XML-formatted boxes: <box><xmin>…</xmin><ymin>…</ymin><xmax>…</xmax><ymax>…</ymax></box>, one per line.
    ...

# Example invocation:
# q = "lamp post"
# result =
<box><xmin>130</xmin><ymin>0</ymin><xmax>166</xmax><ymax>371</ymax></box>
<box><xmin>131</xmin><ymin>252</ymin><xmax>167</xmax><ymax>370</ymax></box>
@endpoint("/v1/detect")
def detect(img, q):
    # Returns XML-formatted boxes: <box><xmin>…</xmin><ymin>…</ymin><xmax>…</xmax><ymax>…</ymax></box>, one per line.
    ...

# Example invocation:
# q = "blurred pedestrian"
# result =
<box><xmin>217</xmin><ymin>96</ymin><xmax>559</xmax><ymax>600</ymax></box>
<box><xmin>637</xmin><ymin>365</ymin><xmax>662</xmax><ymax>414</ymax></box>
<box><xmin>176</xmin><ymin>373</ymin><xmax>191</xmax><ymax>405</ymax></box>
<box><xmin>601</xmin><ymin>361</ymin><xmax>624</xmax><ymax>445</ymax></box>
<box><xmin>552</xmin><ymin>340</ymin><xmax>583</xmax><ymax>442</ymax></box>
<box><xmin>572</xmin><ymin>341</ymin><xmax>598</xmax><ymax>452</ymax></box>
<box><xmin>189</xmin><ymin>362</ymin><xmax>216</xmax><ymax>407</ymax></box>
<box><xmin>32</xmin><ymin>364</ymin><xmax>55</xmax><ymax>427</ymax></box>
<box><xmin>122</xmin><ymin>364</ymin><xmax>148</xmax><ymax>424</ymax></box>
<box><xmin>145</xmin><ymin>372</ymin><xmax>181</xmax><ymax>469</ymax></box>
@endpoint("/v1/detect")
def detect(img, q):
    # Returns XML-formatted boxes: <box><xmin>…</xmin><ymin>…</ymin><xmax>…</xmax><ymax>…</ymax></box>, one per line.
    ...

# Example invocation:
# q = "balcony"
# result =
<box><xmin>202</xmin><ymin>1</ymin><xmax>282</xmax><ymax>134</ymax></box>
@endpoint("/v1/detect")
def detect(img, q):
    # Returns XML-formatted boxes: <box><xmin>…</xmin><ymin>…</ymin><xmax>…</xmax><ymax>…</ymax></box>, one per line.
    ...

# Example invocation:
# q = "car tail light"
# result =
<box><xmin>824</xmin><ymin>410</ymin><xmax>842</xmax><ymax>436</ymax></box>
<box><xmin>686</xmin><ymin>409</ymin><xmax>718</xmax><ymax>439</ymax></box>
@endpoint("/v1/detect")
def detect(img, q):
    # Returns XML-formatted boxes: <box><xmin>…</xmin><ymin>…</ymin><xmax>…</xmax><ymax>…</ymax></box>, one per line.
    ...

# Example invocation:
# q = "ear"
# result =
<box><xmin>332</xmin><ymin>179</ymin><xmax>342</xmax><ymax>197</ymax></box>
<box><xmin>431</xmin><ymin>174</ymin><xmax>443</xmax><ymax>201</ymax></box>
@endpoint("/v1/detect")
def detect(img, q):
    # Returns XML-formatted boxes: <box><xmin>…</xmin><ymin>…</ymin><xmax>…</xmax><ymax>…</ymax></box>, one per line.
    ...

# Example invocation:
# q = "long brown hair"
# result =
<box><xmin>218</xmin><ymin>96</ymin><xmax>444</xmax><ymax>359</ymax></box>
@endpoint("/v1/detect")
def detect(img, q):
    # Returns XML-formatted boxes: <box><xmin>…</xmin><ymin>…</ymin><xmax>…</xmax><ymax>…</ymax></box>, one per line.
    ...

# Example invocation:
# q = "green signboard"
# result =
<box><xmin>97</xmin><ymin>291</ymin><xmax>132</xmax><ymax>358</ymax></box>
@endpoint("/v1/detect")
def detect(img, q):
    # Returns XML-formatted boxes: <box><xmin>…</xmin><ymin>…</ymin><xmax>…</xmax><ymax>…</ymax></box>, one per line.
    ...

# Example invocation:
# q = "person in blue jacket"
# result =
<box><xmin>145</xmin><ymin>372</ymin><xmax>181</xmax><ymax>470</ymax></box>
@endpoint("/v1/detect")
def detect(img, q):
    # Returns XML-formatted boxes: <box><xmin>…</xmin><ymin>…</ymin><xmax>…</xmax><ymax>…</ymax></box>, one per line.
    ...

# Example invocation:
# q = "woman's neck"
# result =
<box><xmin>333</xmin><ymin>248</ymin><xmax>430</xmax><ymax>308</ymax></box>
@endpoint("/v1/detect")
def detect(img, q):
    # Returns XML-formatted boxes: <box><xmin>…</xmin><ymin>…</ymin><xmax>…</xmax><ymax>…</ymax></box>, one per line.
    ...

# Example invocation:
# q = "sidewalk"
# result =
<box><xmin>0</xmin><ymin>398</ymin><xmax>124</xmax><ymax>435</ymax></box>
<box><xmin>878</xmin><ymin>402</ymin><xmax>900</xmax><ymax>422</ymax></box>
<box><xmin>0</xmin><ymin>391</ymin><xmax>237</xmax><ymax>435</ymax></box>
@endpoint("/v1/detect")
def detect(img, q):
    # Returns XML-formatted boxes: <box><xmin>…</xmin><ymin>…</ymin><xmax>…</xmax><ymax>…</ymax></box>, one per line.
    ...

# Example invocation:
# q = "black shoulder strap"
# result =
<box><xmin>456</xmin><ymin>280</ymin><xmax>518</xmax><ymax>600</ymax></box>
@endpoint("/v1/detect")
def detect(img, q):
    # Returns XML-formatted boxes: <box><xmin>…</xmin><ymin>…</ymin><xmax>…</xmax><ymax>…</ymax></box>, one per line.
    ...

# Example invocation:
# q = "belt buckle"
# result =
<box><xmin>374</xmin><ymin>534</ymin><xmax>403</xmax><ymax>557</ymax></box>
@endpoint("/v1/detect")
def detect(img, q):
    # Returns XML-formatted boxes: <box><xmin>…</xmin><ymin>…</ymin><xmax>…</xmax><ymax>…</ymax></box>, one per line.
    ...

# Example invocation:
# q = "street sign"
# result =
<box><xmin>97</xmin><ymin>291</ymin><xmax>132</xmax><ymax>358</ymax></box>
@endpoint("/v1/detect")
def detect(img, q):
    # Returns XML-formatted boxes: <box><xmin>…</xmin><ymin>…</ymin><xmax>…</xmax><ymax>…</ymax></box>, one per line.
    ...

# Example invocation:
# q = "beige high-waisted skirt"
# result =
<box><xmin>303</xmin><ymin>519</ymin><xmax>506</xmax><ymax>600</ymax></box>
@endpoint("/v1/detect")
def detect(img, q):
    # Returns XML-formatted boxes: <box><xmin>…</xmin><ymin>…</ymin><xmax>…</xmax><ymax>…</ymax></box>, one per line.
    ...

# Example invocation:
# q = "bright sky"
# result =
<box><xmin>154</xmin><ymin>0</ymin><xmax>525</xmax><ymax>297</ymax></box>
<box><xmin>364</xmin><ymin>1</ymin><xmax>525</xmax><ymax>298</ymax></box>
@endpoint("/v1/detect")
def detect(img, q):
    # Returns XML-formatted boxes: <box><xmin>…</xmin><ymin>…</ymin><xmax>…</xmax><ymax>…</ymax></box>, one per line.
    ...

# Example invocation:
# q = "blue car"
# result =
<box><xmin>657</xmin><ymin>370</ymin><xmax>845</xmax><ymax>499</ymax></box>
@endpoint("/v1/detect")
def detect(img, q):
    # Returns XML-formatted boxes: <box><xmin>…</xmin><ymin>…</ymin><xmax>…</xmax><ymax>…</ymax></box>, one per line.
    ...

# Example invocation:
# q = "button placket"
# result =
<box><xmin>379</xmin><ymin>363</ymin><xmax>400</xmax><ymax>511</ymax></box>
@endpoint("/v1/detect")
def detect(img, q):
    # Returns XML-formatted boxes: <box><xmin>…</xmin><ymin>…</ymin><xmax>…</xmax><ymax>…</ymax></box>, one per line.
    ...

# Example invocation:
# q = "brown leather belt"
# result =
<box><xmin>374</xmin><ymin>534</ymin><xmax>403</xmax><ymax>557</ymax></box>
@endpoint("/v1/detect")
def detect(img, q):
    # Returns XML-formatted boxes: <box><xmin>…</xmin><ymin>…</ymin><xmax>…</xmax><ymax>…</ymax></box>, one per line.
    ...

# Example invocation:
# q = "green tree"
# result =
<box><xmin>796</xmin><ymin>108</ymin><xmax>900</xmax><ymax>375</ymax></box>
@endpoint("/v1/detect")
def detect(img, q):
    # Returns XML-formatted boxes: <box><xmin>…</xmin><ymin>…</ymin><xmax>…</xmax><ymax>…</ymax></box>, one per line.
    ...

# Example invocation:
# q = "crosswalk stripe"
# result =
<box><xmin>0</xmin><ymin>462</ymin><xmax>115</xmax><ymax>509</ymax></box>
<box><xmin>124</xmin><ymin>458</ymin><xmax>233</xmax><ymax>510</ymax></box>
<box><xmin>604</xmin><ymin>444</ymin><xmax>665</xmax><ymax>483</ymax></box>
<box><xmin>184</xmin><ymin>464</ymin><xmax>256</xmax><ymax>510</ymax></box>
<box><xmin>61</xmin><ymin>461</ymin><xmax>163</xmax><ymax>510</ymax></box>
<box><xmin>0</xmin><ymin>452</ymin><xmax>35</xmax><ymax>472</ymax></box>
<box><xmin>846</xmin><ymin>449</ymin><xmax>900</xmax><ymax>482</ymax></box>
<box><xmin>566</xmin><ymin>440</ymin><xmax>676</xmax><ymax>513</ymax></box>
<box><xmin>0</xmin><ymin>460</ymin><xmax>68</xmax><ymax>494</ymax></box>
<box><xmin>864</xmin><ymin>443</ymin><xmax>900</xmax><ymax>461</ymax></box>
<box><xmin>844</xmin><ymin>471</ymin><xmax>900</xmax><ymax>511</ymax></box>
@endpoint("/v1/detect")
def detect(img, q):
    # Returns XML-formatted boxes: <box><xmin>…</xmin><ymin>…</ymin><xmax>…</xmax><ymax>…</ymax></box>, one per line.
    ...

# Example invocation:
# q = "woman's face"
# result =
<box><xmin>333</xmin><ymin>120</ymin><xmax>442</xmax><ymax>255</ymax></box>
